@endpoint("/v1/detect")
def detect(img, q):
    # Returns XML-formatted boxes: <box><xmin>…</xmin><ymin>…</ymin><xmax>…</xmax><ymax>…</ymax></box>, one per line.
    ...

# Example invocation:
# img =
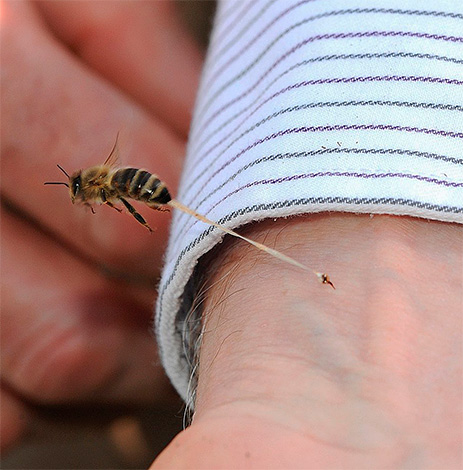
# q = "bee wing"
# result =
<box><xmin>103</xmin><ymin>132</ymin><xmax>121</xmax><ymax>167</ymax></box>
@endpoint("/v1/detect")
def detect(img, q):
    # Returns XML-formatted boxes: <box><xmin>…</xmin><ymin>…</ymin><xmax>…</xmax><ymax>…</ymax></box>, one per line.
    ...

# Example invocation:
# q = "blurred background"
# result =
<box><xmin>2</xmin><ymin>1</ymin><xmax>216</xmax><ymax>468</ymax></box>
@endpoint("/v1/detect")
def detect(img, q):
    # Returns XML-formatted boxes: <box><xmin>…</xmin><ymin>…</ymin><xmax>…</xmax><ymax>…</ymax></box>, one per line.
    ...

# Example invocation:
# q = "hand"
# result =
<box><xmin>151</xmin><ymin>214</ymin><xmax>462</xmax><ymax>469</ymax></box>
<box><xmin>0</xmin><ymin>0</ymin><xmax>202</xmax><ymax>451</ymax></box>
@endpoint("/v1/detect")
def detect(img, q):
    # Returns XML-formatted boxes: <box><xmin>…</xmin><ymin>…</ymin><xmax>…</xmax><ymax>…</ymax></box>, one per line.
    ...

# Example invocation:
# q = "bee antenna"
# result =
<box><xmin>57</xmin><ymin>164</ymin><xmax>70</xmax><ymax>179</ymax></box>
<box><xmin>44</xmin><ymin>181</ymin><xmax>69</xmax><ymax>187</ymax></box>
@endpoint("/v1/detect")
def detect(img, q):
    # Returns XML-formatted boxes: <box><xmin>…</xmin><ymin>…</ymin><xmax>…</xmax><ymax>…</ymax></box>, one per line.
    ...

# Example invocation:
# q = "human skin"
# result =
<box><xmin>0</xmin><ymin>0</ymin><xmax>202</xmax><ymax>451</ymax></box>
<box><xmin>152</xmin><ymin>214</ymin><xmax>462</xmax><ymax>469</ymax></box>
<box><xmin>2</xmin><ymin>1</ymin><xmax>461</xmax><ymax>466</ymax></box>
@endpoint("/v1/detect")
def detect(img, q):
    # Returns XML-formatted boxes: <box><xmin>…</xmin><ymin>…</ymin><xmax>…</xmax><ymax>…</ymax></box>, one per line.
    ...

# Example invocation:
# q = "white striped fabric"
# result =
<box><xmin>157</xmin><ymin>0</ymin><xmax>463</xmax><ymax>400</ymax></box>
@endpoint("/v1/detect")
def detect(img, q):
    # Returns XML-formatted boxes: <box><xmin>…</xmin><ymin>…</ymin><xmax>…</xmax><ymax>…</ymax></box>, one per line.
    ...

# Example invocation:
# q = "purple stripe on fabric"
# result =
<box><xmin>203</xmin><ymin>0</ymin><xmax>313</xmax><ymax>90</ymax></box>
<box><xmin>190</xmin><ymin>50</ymin><xmax>463</xmax><ymax>158</ymax></box>
<box><xmin>197</xmin><ymin>74</ymin><xmax>463</xmax><ymax>138</ymax></box>
<box><xmin>178</xmin><ymin>171</ymin><xmax>462</xmax><ymax>236</ymax></box>
<box><xmin>207</xmin><ymin>0</ymin><xmax>277</xmax><ymax>71</ymax></box>
<box><xmin>183</xmin><ymin>124</ymin><xmax>463</xmax><ymax>207</ymax></box>
<box><xmin>219</xmin><ymin>171</ymin><xmax>463</xmax><ymax>206</ymax></box>
<box><xmin>193</xmin><ymin>96</ymin><xmax>462</xmax><ymax>169</ymax></box>
<box><xmin>210</xmin><ymin>0</ymin><xmax>257</xmax><ymax>51</ymax></box>
<box><xmin>259</xmin><ymin>171</ymin><xmax>463</xmax><ymax>187</ymax></box>
<box><xmin>195</xmin><ymin>30</ymin><xmax>463</xmax><ymax>132</ymax></box>
<box><xmin>277</xmin><ymin>123</ymin><xmax>463</xmax><ymax>138</ymax></box>
<box><xmin>173</xmin><ymin>145</ymin><xmax>462</xmax><ymax>245</ymax></box>
<box><xmin>204</xmin><ymin>7</ymin><xmax>463</xmax><ymax>93</ymax></box>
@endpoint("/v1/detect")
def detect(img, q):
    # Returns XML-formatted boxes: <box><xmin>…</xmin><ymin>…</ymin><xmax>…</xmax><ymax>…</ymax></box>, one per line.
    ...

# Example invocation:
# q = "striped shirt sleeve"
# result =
<box><xmin>156</xmin><ymin>0</ymin><xmax>463</xmax><ymax>400</ymax></box>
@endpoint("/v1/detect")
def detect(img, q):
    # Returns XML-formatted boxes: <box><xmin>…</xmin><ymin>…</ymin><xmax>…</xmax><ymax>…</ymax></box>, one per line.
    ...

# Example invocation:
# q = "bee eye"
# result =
<box><xmin>71</xmin><ymin>175</ymin><xmax>82</xmax><ymax>197</ymax></box>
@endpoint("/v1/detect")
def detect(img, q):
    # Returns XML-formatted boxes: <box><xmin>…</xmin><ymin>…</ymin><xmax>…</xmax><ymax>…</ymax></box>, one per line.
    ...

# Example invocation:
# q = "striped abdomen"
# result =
<box><xmin>110</xmin><ymin>168</ymin><xmax>171</xmax><ymax>205</ymax></box>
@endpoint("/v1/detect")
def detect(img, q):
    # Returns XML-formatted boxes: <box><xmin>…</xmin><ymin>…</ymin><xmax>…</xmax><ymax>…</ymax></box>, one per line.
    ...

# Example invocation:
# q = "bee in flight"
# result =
<box><xmin>44</xmin><ymin>135</ymin><xmax>171</xmax><ymax>232</ymax></box>
<box><xmin>44</xmin><ymin>135</ymin><xmax>335</xmax><ymax>288</ymax></box>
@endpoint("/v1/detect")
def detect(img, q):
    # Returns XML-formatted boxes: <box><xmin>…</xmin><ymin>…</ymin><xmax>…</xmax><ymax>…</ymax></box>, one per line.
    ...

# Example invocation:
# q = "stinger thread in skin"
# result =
<box><xmin>44</xmin><ymin>134</ymin><xmax>335</xmax><ymax>289</ymax></box>
<box><xmin>167</xmin><ymin>199</ymin><xmax>335</xmax><ymax>289</ymax></box>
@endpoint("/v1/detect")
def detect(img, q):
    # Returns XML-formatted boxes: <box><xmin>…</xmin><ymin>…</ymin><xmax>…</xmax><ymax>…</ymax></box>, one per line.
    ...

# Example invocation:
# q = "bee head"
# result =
<box><xmin>69</xmin><ymin>171</ymin><xmax>83</xmax><ymax>203</ymax></box>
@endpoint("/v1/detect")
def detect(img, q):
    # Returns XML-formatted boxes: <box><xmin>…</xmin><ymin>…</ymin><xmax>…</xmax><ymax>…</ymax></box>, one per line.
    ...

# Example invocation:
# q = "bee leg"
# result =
<box><xmin>119</xmin><ymin>197</ymin><xmax>153</xmax><ymax>233</ymax></box>
<box><xmin>84</xmin><ymin>203</ymin><xmax>96</xmax><ymax>214</ymax></box>
<box><xmin>104</xmin><ymin>201</ymin><xmax>122</xmax><ymax>213</ymax></box>
<box><xmin>101</xmin><ymin>189</ymin><xmax>122</xmax><ymax>213</ymax></box>
<box><xmin>150</xmin><ymin>203</ymin><xmax>170</xmax><ymax>212</ymax></box>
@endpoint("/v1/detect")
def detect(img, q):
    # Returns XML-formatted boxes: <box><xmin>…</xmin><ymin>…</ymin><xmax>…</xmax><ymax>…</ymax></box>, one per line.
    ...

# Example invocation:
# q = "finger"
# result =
<box><xmin>0</xmin><ymin>386</ymin><xmax>30</xmax><ymax>452</ymax></box>
<box><xmin>1</xmin><ymin>0</ymin><xmax>183</xmax><ymax>278</ymax></box>
<box><xmin>0</xmin><ymin>206</ymin><xmax>173</xmax><ymax>405</ymax></box>
<box><xmin>36</xmin><ymin>0</ymin><xmax>203</xmax><ymax>138</ymax></box>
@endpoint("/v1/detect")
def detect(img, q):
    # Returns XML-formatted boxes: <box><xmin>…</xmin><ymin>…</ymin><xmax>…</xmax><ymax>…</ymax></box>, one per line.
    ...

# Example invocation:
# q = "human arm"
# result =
<box><xmin>152</xmin><ymin>213</ymin><xmax>462</xmax><ymax>469</ymax></box>
<box><xmin>152</xmin><ymin>0</ymin><xmax>463</xmax><ymax>467</ymax></box>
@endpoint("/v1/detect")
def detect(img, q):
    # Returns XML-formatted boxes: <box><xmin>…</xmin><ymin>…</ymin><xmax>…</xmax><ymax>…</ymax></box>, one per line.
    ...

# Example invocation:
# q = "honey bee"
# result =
<box><xmin>45</xmin><ymin>135</ymin><xmax>335</xmax><ymax>288</ymax></box>
<box><xmin>44</xmin><ymin>136</ymin><xmax>170</xmax><ymax>232</ymax></box>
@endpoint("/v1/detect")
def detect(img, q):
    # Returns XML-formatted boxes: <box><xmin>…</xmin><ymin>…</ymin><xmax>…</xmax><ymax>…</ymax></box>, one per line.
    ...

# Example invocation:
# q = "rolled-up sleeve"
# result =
<box><xmin>156</xmin><ymin>0</ymin><xmax>463</xmax><ymax>400</ymax></box>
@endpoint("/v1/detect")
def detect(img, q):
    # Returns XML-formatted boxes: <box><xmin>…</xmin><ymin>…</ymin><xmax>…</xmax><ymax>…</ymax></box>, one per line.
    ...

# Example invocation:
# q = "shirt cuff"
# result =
<box><xmin>156</xmin><ymin>0</ymin><xmax>463</xmax><ymax>400</ymax></box>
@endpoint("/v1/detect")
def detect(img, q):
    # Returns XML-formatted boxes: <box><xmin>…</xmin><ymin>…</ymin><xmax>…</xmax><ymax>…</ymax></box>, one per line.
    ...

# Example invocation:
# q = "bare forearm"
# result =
<box><xmin>154</xmin><ymin>214</ymin><xmax>462</xmax><ymax>469</ymax></box>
